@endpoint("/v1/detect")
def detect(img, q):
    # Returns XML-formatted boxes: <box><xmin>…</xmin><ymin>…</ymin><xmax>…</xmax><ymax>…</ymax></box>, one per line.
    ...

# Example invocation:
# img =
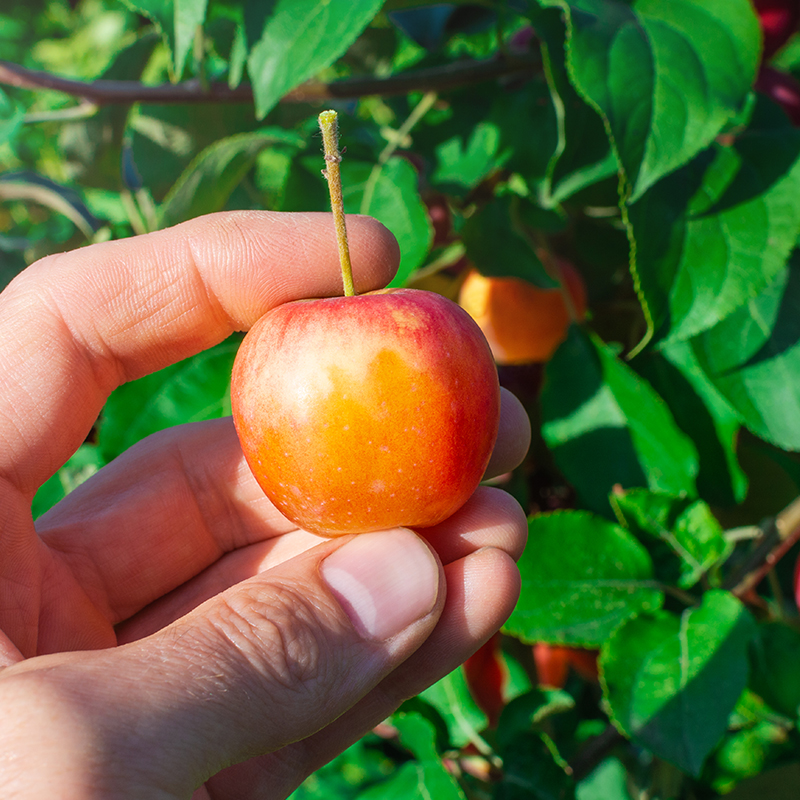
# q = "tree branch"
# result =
<box><xmin>0</xmin><ymin>54</ymin><xmax>539</xmax><ymax>107</ymax></box>
<box><xmin>725</xmin><ymin>495</ymin><xmax>800</xmax><ymax>598</ymax></box>
<box><xmin>567</xmin><ymin>725</ymin><xmax>626</xmax><ymax>782</ymax></box>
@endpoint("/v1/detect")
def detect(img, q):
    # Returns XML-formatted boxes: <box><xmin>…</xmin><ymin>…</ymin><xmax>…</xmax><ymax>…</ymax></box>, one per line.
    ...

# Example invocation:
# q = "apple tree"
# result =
<box><xmin>3</xmin><ymin>0</ymin><xmax>800</xmax><ymax>797</ymax></box>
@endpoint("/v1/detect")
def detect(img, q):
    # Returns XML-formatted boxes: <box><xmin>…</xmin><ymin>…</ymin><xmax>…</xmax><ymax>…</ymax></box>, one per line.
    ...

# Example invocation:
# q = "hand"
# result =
<box><xmin>0</xmin><ymin>211</ymin><xmax>529</xmax><ymax>799</ymax></box>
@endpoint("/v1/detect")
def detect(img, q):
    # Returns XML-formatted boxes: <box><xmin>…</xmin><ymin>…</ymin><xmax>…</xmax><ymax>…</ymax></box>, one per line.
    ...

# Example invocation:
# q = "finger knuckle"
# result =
<box><xmin>202</xmin><ymin>582</ymin><xmax>335</xmax><ymax>698</ymax></box>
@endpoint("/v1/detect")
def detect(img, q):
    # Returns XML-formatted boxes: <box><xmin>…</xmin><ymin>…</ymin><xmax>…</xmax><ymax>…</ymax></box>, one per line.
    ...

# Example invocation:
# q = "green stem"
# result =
<box><xmin>360</xmin><ymin>90</ymin><xmax>437</xmax><ymax>215</ymax></box>
<box><xmin>318</xmin><ymin>110</ymin><xmax>355</xmax><ymax>297</ymax></box>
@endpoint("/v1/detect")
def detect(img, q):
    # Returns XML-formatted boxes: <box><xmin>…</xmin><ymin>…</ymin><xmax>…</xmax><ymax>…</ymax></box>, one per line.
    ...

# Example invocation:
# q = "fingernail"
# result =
<box><xmin>321</xmin><ymin>529</ymin><xmax>439</xmax><ymax>641</ymax></box>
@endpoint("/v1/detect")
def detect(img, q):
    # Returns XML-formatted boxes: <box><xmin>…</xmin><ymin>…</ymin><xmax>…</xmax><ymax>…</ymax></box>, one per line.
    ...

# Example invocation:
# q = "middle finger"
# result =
<box><xmin>38</xmin><ymin>390</ymin><xmax>528</xmax><ymax>627</ymax></box>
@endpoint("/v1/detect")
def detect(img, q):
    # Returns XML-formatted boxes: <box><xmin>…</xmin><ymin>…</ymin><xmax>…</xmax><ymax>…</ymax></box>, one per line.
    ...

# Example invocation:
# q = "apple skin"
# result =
<box><xmin>755</xmin><ymin>64</ymin><xmax>800</xmax><ymax>125</ymax></box>
<box><xmin>463</xmin><ymin>632</ymin><xmax>506</xmax><ymax>727</ymax></box>
<box><xmin>753</xmin><ymin>0</ymin><xmax>800</xmax><ymax>60</ymax></box>
<box><xmin>231</xmin><ymin>288</ymin><xmax>501</xmax><ymax>536</ymax></box>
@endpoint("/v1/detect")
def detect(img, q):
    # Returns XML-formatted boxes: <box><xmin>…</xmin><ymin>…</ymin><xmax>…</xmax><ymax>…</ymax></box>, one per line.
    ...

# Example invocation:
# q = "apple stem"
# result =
<box><xmin>318</xmin><ymin>110</ymin><xmax>356</xmax><ymax>297</ymax></box>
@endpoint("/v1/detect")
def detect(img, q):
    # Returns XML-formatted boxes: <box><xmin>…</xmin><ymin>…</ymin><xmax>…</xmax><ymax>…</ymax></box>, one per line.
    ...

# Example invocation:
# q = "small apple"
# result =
<box><xmin>753</xmin><ymin>0</ymin><xmax>800</xmax><ymax>60</ymax></box>
<box><xmin>231</xmin><ymin>111</ymin><xmax>500</xmax><ymax>536</ymax></box>
<box><xmin>755</xmin><ymin>64</ymin><xmax>800</xmax><ymax>125</ymax></box>
<box><xmin>532</xmin><ymin>642</ymin><xmax>571</xmax><ymax>689</ymax></box>
<box><xmin>231</xmin><ymin>288</ymin><xmax>500</xmax><ymax>536</ymax></box>
<box><xmin>463</xmin><ymin>632</ymin><xmax>506</xmax><ymax>727</ymax></box>
<box><xmin>458</xmin><ymin>261</ymin><xmax>587</xmax><ymax>365</ymax></box>
<box><xmin>564</xmin><ymin>647</ymin><xmax>600</xmax><ymax>683</ymax></box>
<box><xmin>532</xmin><ymin>642</ymin><xmax>600</xmax><ymax>688</ymax></box>
<box><xmin>425</xmin><ymin>192</ymin><xmax>453</xmax><ymax>247</ymax></box>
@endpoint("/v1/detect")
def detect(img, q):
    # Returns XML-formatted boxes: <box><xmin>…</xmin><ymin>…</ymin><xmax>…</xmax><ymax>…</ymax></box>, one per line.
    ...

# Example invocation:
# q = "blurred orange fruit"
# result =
<box><xmin>458</xmin><ymin>262</ymin><xmax>587</xmax><ymax>364</ymax></box>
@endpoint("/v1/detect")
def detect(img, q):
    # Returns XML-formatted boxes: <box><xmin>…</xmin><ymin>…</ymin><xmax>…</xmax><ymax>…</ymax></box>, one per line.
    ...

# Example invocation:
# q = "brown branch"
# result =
<box><xmin>0</xmin><ymin>54</ymin><xmax>539</xmax><ymax>107</ymax></box>
<box><xmin>725</xmin><ymin>496</ymin><xmax>800</xmax><ymax>598</ymax></box>
<box><xmin>567</xmin><ymin>725</ymin><xmax>626</xmax><ymax>782</ymax></box>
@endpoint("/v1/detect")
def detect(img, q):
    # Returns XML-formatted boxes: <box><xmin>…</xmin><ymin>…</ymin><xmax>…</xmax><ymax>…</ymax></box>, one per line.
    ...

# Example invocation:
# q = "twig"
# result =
<box><xmin>360</xmin><ymin>90</ymin><xmax>438</xmax><ymax>215</ymax></box>
<box><xmin>567</xmin><ymin>725</ymin><xmax>626</xmax><ymax>782</ymax></box>
<box><xmin>725</xmin><ymin>496</ymin><xmax>800</xmax><ymax>597</ymax></box>
<box><xmin>0</xmin><ymin>54</ymin><xmax>539</xmax><ymax>107</ymax></box>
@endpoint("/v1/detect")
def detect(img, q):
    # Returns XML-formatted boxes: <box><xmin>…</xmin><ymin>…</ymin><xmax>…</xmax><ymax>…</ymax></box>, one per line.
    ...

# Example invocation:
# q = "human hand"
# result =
<box><xmin>0</xmin><ymin>211</ymin><xmax>529</xmax><ymax>799</ymax></box>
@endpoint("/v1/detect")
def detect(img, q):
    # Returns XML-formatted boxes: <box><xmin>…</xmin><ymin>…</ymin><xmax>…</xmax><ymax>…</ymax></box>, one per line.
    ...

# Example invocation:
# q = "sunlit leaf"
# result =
<box><xmin>629</xmin><ymin>99</ymin><xmax>800</xmax><ymax>343</ymax></box>
<box><xmin>341</xmin><ymin>157</ymin><xmax>431</xmax><ymax>286</ymax></box>
<box><xmin>541</xmin><ymin>327</ymin><xmax>698</xmax><ymax>512</ymax></box>
<box><xmin>504</xmin><ymin>511</ymin><xmax>663</xmax><ymax>646</ymax></box>
<box><xmin>158</xmin><ymin>128</ymin><xmax>303</xmax><ymax>227</ymax></box>
<box><xmin>537</xmin><ymin>0</ymin><xmax>760</xmax><ymax>200</ymax></box>
<box><xmin>601</xmin><ymin>591</ymin><xmax>757</xmax><ymax>776</ymax></box>
<box><xmin>246</xmin><ymin>0</ymin><xmax>385</xmax><ymax>118</ymax></box>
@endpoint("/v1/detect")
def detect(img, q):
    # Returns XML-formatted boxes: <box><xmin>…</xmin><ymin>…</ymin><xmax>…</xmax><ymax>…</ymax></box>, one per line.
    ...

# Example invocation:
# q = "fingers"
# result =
<box><xmin>483</xmin><ymin>387</ymin><xmax>532</xmax><ymax>480</ymax></box>
<box><xmin>0</xmin><ymin>529</ymin><xmax>445</xmax><ymax>797</ymax></box>
<box><xmin>38</xmin><ymin>389</ymin><xmax>529</xmax><ymax>631</ymax></box>
<box><xmin>0</xmin><ymin>211</ymin><xmax>399</xmax><ymax>496</ymax></box>
<box><xmin>204</xmin><ymin>546</ymin><xmax>522</xmax><ymax>800</ymax></box>
<box><xmin>418</xmin><ymin>485</ymin><xmax>528</xmax><ymax>564</ymax></box>
<box><xmin>113</xmin><ymin>482</ymin><xmax>526</xmax><ymax>644</ymax></box>
<box><xmin>38</xmin><ymin>418</ymin><xmax>278</xmax><ymax>627</ymax></box>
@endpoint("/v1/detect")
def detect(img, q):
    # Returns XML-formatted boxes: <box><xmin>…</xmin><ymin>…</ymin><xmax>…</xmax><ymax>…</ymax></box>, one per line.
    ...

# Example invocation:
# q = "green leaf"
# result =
<box><xmin>495</xmin><ymin>731</ymin><xmax>576</xmax><ymax>800</ymax></box>
<box><xmin>129</xmin><ymin>99</ymin><xmax>268</xmax><ymax>200</ymax></box>
<box><xmin>341</xmin><ymin>157</ymin><xmax>431</xmax><ymax>286</ymax></box>
<box><xmin>174</xmin><ymin>0</ymin><xmax>209</xmax><ymax>79</ymax></box>
<box><xmin>490</xmin><ymin>73</ymin><xmax>560</xmax><ymax>189</ymax></box>
<box><xmin>749</xmin><ymin>622</ymin><xmax>800</xmax><ymax>720</ymax></box>
<box><xmin>601</xmin><ymin>590</ymin><xmax>758</xmax><ymax>776</ymax></box>
<box><xmin>504</xmin><ymin>511</ymin><xmax>663</xmax><ymax>646</ymax></box>
<box><xmin>359</xmin><ymin>712</ymin><xmax>466</xmax><ymax>800</ymax></box>
<box><xmin>461</xmin><ymin>196</ymin><xmax>554</xmax><ymax>286</ymax></box>
<box><xmin>419</xmin><ymin>666</ymin><xmax>488</xmax><ymax>749</ymax></box>
<box><xmin>98</xmin><ymin>338</ymin><xmax>239</xmax><ymax>462</ymax></box>
<box><xmin>432</xmin><ymin>121</ymin><xmax>508</xmax><ymax>190</ymax></box>
<box><xmin>531</xmin><ymin>5</ymin><xmax>617</xmax><ymax>205</ymax></box>
<box><xmin>611</xmin><ymin>489</ymin><xmax>731</xmax><ymax>589</ymax></box>
<box><xmin>632</xmin><ymin>343</ymin><xmax>748</xmax><ymax>507</ymax></box>
<box><xmin>121</xmin><ymin>0</ymin><xmax>177</xmax><ymax>77</ymax></box>
<box><xmin>539</xmin><ymin>0</ymin><xmax>760</xmax><ymax>201</ymax></box>
<box><xmin>254</xmin><ymin>147</ymin><xmax>294</xmax><ymax>209</ymax></box>
<box><xmin>60</xmin><ymin>33</ymin><xmax>159</xmax><ymax>191</ymax></box>
<box><xmin>31</xmin><ymin>444</ymin><xmax>105</xmax><ymax>520</ymax></box>
<box><xmin>0</xmin><ymin>171</ymin><xmax>101</xmax><ymax>239</ymax></box>
<box><xmin>158</xmin><ymin>128</ymin><xmax>303</xmax><ymax>227</ymax></box>
<box><xmin>691</xmin><ymin>254</ymin><xmax>800</xmax><ymax>449</ymax></box>
<box><xmin>0</xmin><ymin>87</ymin><xmax>24</xmax><ymax>147</ymax></box>
<box><xmin>708</xmin><ymin>698</ymin><xmax>794</xmax><ymax>794</ymax></box>
<box><xmin>628</xmin><ymin>105</ymin><xmax>800</xmax><ymax>343</ymax></box>
<box><xmin>576</xmin><ymin>758</ymin><xmax>633</xmax><ymax>800</ymax></box>
<box><xmin>392</xmin><ymin>712</ymin><xmax>449</xmax><ymax>764</ymax></box>
<box><xmin>540</xmin><ymin>327</ymin><xmax>698</xmax><ymax>513</ymax></box>
<box><xmin>246</xmin><ymin>0</ymin><xmax>385</xmax><ymax>119</ymax></box>
<box><xmin>289</xmin><ymin>733</ymin><xmax>398</xmax><ymax>799</ymax></box>
<box><xmin>228</xmin><ymin>19</ymin><xmax>248</xmax><ymax>89</ymax></box>
<box><xmin>497</xmin><ymin>689</ymin><xmax>576</xmax><ymax>752</ymax></box>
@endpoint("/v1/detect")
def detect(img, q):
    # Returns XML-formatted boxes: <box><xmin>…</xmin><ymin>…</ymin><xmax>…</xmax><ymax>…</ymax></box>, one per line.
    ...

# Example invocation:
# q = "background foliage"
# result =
<box><xmin>4</xmin><ymin>0</ymin><xmax>800</xmax><ymax>797</ymax></box>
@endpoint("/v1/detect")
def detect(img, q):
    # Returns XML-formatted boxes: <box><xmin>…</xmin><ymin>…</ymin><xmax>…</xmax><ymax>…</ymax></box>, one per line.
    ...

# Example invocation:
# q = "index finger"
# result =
<box><xmin>0</xmin><ymin>211</ymin><xmax>399</xmax><ymax>496</ymax></box>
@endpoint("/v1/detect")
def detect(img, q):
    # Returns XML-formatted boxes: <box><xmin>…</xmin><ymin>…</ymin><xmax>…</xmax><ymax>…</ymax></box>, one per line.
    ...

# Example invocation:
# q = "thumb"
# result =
<box><xmin>0</xmin><ymin>529</ymin><xmax>443</xmax><ymax>797</ymax></box>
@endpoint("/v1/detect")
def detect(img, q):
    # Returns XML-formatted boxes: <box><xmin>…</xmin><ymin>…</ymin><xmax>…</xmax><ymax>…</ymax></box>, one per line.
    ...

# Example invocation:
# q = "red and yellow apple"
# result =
<box><xmin>458</xmin><ymin>261</ymin><xmax>587</xmax><ymax>365</ymax></box>
<box><xmin>532</xmin><ymin>642</ymin><xmax>600</xmax><ymax>688</ymax></box>
<box><xmin>753</xmin><ymin>0</ymin><xmax>800</xmax><ymax>60</ymax></box>
<box><xmin>462</xmin><ymin>632</ymin><xmax>506</xmax><ymax>727</ymax></box>
<box><xmin>756</xmin><ymin>65</ymin><xmax>800</xmax><ymax>126</ymax></box>
<box><xmin>231</xmin><ymin>287</ymin><xmax>500</xmax><ymax>536</ymax></box>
